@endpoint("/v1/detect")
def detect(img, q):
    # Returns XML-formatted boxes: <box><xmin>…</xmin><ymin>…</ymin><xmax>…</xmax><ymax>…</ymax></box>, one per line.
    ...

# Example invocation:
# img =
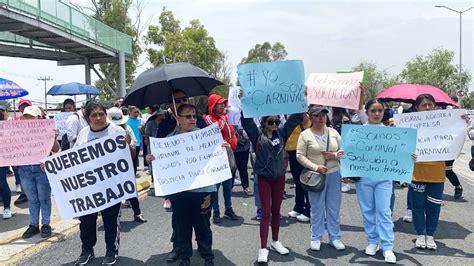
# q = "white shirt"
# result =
<box><xmin>75</xmin><ymin>123</ymin><xmax>125</xmax><ymax>146</ymax></box>
<box><xmin>66</xmin><ymin>110</ymin><xmax>89</xmax><ymax>146</ymax></box>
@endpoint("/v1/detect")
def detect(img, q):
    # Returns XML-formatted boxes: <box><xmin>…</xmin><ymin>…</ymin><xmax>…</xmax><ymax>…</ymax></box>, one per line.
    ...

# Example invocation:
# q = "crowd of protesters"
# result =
<box><xmin>0</xmin><ymin>85</ymin><xmax>473</xmax><ymax>265</ymax></box>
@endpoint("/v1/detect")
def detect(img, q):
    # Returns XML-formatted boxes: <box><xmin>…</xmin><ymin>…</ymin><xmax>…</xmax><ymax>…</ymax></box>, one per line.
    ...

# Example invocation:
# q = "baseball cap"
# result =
<box><xmin>23</xmin><ymin>106</ymin><xmax>42</xmax><ymax>117</ymax></box>
<box><xmin>308</xmin><ymin>105</ymin><xmax>329</xmax><ymax>116</ymax></box>
<box><xmin>18</xmin><ymin>99</ymin><xmax>32</xmax><ymax>107</ymax></box>
<box><xmin>107</xmin><ymin>107</ymin><xmax>128</xmax><ymax>125</ymax></box>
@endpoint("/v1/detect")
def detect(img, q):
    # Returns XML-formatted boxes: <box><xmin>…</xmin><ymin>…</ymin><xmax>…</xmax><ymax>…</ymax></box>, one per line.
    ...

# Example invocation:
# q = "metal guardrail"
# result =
<box><xmin>0</xmin><ymin>0</ymin><xmax>132</xmax><ymax>54</ymax></box>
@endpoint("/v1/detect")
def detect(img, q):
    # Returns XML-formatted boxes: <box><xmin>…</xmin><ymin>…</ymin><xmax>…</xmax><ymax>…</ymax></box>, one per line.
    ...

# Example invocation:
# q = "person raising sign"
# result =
<box><xmin>146</xmin><ymin>104</ymin><xmax>219</xmax><ymax>266</ymax></box>
<box><xmin>73</xmin><ymin>102</ymin><xmax>136</xmax><ymax>266</ymax></box>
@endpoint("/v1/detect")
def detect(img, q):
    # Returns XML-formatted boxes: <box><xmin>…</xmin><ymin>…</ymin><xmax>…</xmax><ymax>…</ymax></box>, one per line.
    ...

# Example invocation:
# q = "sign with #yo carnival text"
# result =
<box><xmin>41</xmin><ymin>133</ymin><xmax>136</xmax><ymax>219</ymax></box>
<box><xmin>237</xmin><ymin>60</ymin><xmax>307</xmax><ymax>118</ymax></box>
<box><xmin>394</xmin><ymin>109</ymin><xmax>467</xmax><ymax>162</ymax></box>
<box><xmin>149</xmin><ymin>123</ymin><xmax>232</xmax><ymax>196</ymax></box>
<box><xmin>340</xmin><ymin>125</ymin><xmax>417</xmax><ymax>183</ymax></box>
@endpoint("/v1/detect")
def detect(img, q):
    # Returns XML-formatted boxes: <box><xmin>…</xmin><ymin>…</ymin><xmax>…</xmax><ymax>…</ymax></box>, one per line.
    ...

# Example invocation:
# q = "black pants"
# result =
<box><xmin>446</xmin><ymin>160</ymin><xmax>461</xmax><ymax>187</ymax></box>
<box><xmin>170</xmin><ymin>192</ymin><xmax>213</xmax><ymax>261</ymax></box>
<box><xmin>132</xmin><ymin>145</ymin><xmax>141</xmax><ymax>174</ymax></box>
<box><xmin>79</xmin><ymin>203</ymin><xmax>121</xmax><ymax>254</ymax></box>
<box><xmin>234</xmin><ymin>150</ymin><xmax>250</xmax><ymax>189</ymax></box>
<box><xmin>288</xmin><ymin>151</ymin><xmax>311</xmax><ymax>217</ymax></box>
<box><xmin>128</xmin><ymin>197</ymin><xmax>141</xmax><ymax>216</ymax></box>
<box><xmin>142</xmin><ymin>138</ymin><xmax>149</xmax><ymax>167</ymax></box>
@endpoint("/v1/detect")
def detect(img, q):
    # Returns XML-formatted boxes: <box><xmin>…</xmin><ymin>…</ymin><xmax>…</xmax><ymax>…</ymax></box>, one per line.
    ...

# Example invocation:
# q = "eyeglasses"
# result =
<box><xmin>180</xmin><ymin>114</ymin><xmax>197</xmax><ymax>120</ymax></box>
<box><xmin>266</xmin><ymin>120</ymin><xmax>281</xmax><ymax>126</ymax></box>
<box><xmin>174</xmin><ymin>97</ymin><xmax>188</xmax><ymax>104</ymax></box>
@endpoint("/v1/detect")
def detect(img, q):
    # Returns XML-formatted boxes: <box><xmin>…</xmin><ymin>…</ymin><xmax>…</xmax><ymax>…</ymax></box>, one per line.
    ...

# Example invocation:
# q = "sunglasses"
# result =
<box><xmin>180</xmin><ymin>114</ymin><xmax>197</xmax><ymax>120</ymax></box>
<box><xmin>174</xmin><ymin>97</ymin><xmax>188</xmax><ymax>104</ymax></box>
<box><xmin>266</xmin><ymin>120</ymin><xmax>281</xmax><ymax>126</ymax></box>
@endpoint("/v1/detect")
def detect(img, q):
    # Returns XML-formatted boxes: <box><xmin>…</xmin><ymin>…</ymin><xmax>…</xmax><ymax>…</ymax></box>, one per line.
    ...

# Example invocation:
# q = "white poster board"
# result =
<box><xmin>394</xmin><ymin>109</ymin><xmax>467</xmax><ymax>162</ymax></box>
<box><xmin>54</xmin><ymin>112</ymin><xmax>74</xmax><ymax>139</ymax></box>
<box><xmin>150</xmin><ymin>123</ymin><xmax>232</xmax><ymax>196</ymax></box>
<box><xmin>41</xmin><ymin>133</ymin><xmax>136</xmax><ymax>219</ymax></box>
<box><xmin>227</xmin><ymin>86</ymin><xmax>242</xmax><ymax>126</ymax></box>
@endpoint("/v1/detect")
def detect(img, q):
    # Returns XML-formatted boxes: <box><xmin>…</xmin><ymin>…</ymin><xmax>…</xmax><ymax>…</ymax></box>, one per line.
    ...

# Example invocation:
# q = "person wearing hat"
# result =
<box><xmin>107</xmin><ymin>107</ymin><xmax>147</xmax><ymax>223</ymax></box>
<box><xmin>0</xmin><ymin>105</ymin><xmax>14</xmax><ymax>219</ymax></box>
<box><xmin>14</xmin><ymin>100</ymin><xmax>32</xmax><ymax>204</ymax></box>
<box><xmin>296</xmin><ymin>105</ymin><xmax>346</xmax><ymax>252</ymax></box>
<box><xmin>17</xmin><ymin>106</ymin><xmax>60</xmax><ymax>239</ymax></box>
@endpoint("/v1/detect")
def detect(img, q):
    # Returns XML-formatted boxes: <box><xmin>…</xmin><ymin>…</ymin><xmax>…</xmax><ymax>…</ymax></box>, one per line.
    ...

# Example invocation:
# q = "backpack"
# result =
<box><xmin>60</xmin><ymin>113</ymin><xmax>79</xmax><ymax>151</ymax></box>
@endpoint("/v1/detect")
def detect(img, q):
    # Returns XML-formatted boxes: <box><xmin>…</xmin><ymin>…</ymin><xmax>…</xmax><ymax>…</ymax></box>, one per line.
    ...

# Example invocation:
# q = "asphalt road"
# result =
<box><xmin>17</xmin><ymin>168</ymin><xmax>474</xmax><ymax>265</ymax></box>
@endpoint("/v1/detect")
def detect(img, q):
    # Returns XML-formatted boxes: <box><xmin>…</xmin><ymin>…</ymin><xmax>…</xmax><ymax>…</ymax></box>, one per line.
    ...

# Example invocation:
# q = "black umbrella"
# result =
<box><xmin>122</xmin><ymin>62</ymin><xmax>223</xmax><ymax>108</ymax></box>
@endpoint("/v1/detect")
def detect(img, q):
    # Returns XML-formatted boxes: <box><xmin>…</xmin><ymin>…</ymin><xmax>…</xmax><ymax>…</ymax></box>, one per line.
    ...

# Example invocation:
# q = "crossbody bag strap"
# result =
<box><xmin>323</xmin><ymin>129</ymin><xmax>330</xmax><ymax>167</ymax></box>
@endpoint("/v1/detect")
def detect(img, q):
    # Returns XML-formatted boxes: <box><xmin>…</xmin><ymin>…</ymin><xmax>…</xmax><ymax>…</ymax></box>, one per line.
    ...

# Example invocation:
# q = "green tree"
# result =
<box><xmin>145</xmin><ymin>8</ymin><xmax>220</xmax><ymax>71</ymax></box>
<box><xmin>240</xmin><ymin>41</ymin><xmax>288</xmax><ymax>64</ymax></box>
<box><xmin>399</xmin><ymin>48</ymin><xmax>471</xmax><ymax>97</ymax></box>
<box><xmin>89</xmin><ymin>0</ymin><xmax>142</xmax><ymax>101</ymax></box>
<box><xmin>352</xmin><ymin>62</ymin><xmax>401</xmax><ymax>101</ymax></box>
<box><xmin>460</xmin><ymin>91</ymin><xmax>474</xmax><ymax>109</ymax></box>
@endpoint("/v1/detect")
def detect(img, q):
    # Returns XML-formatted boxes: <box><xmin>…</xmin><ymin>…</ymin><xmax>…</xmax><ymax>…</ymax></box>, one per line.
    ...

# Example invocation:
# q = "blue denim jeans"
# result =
<box><xmin>212</xmin><ymin>178</ymin><xmax>233</xmax><ymax>212</ymax></box>
<box><xmin>0</xmin><ymin>167</ymin><xmax>11</xmax><ymax>208</ymax></box>
<box><xmin>18</xmin><ymin>165</ymin><xmax>52</xmax><ymax>226</ymax></box>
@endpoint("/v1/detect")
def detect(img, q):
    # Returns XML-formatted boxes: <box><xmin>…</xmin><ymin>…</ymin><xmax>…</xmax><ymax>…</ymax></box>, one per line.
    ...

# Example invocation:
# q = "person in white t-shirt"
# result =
<box><xmin>73</xmin><ymin>102</ymin><xmax>136</xmax><ymax>266</ymax></box>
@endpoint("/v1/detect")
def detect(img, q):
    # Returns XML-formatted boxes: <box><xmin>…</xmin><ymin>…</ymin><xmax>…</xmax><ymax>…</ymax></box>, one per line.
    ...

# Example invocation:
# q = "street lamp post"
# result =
<box><xmin>435</xmin><ymin>5</ymin><xmax>474</xmax><ymax>98</ymax></box>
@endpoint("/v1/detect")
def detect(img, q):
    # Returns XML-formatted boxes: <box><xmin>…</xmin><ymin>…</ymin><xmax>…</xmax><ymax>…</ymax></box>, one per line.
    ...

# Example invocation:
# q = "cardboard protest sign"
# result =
<box><xmin>306</xmin><ymin>72</ymin><xmax>364</xmax><ymax>110</ymax></box>
<box><xmin>41</xmin><ymin>133</ymin><xmax>136</xmax><ymax>219</ymax></box>
<box><xmin>54</xmin><ymin>112</ymin><xmax>74</xmax><ymax>139</ymax></box>
<box><xmin>394</xmin><ymin>109</ymin><xmax>467</xmax><ymax>162</ymax></box>
<box><xmin>149</xmin><ymin>123</ymin><xmax>232</xmax><ymax>196</ymax></box>
<box><xmin>341</xmin><ymin>125</ymin><xmax>417</xmax><ymax>183</ymax></box>
<box><xmin>237</xmin><ymin>60</ymin><xmax>307</xmax><ymax>117</ymax></box>
<box><xmin>227</xmin><ymin>86</ymin><xmax>242</xmax><ymax>126</ymax></box>
<box><xmin>0</xmin><ymin>119</ymin><xmax>55</xmax><ymax>167</ymax></box>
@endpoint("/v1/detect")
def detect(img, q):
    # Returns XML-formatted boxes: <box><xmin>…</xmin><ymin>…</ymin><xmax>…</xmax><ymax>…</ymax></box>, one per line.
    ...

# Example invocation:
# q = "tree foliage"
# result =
<box><xmin>90</xmin><ymin>0</ymin><xmax>142</xmax><ymax>101</ymax></box>
<box><xmin>352</xmin><ymin>62</ymin><xmax>400</xmax><ymax>101</ymax></box>
<box><xmin>399</xmin><ymin>48</ymin><xmax>471</xmax><ymax>97</ymax></box>
<box><xmin>240</xmin><ymin>42</ymin><xmax>288</xmax><ymax>64</ymax></box>
<box><xmin>145</xmin><ymin>8</ymin><xmax>220</xmax><ymax>72</ymax></box>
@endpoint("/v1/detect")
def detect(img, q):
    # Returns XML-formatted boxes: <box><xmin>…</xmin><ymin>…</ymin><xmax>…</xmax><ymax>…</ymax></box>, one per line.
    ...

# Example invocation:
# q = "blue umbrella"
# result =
<box><xmin>0</xmin><ymin>77</ymin><xmax>29</xmax><ymax>100</ymax></box>
<box><xmin>47</xmin><ymin>82</ymin><xmax>101</xmax><ymax>96</ymax></box>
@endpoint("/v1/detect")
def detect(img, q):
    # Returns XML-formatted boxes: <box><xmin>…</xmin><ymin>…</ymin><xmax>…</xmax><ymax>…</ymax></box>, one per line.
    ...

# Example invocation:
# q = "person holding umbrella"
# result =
<box><xmin>146</xmin><ymin>103</ymin><xmax>218</xmax><ymax>266</ymax></box>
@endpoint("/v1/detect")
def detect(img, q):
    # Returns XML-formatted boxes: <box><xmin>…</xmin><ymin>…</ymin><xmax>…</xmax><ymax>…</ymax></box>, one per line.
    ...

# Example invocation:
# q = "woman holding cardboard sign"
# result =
<box><xmin>355</xmin><ymin>99</ymin><xmax>417</xmax><ymax>264</ymax></box>
<box><xmin>296</xmin><ymin>105</ymin><xmax>345</xmax><ymax>252</ymax></box>
<box><xmin>73</xmin><ymin>101</ymin><xmax>136</xmax><ymax>266</ymax></box>
<box><xmin>146</xmin><ymin>104</ymin><xmax>219</xmax><ymax>266</ymax></box>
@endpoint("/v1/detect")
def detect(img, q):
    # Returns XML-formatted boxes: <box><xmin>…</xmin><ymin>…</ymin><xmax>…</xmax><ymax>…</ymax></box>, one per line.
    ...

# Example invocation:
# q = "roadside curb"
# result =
<box><xmin>0</xmin><ymin>177</ymin><xmax>153</xmax><ymax>265</ymax></box>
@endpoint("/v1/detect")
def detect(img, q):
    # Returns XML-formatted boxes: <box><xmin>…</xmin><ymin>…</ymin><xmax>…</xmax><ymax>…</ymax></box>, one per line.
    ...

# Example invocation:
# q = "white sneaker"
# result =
<box><xmin>365</xmin><ymin>243</ymin><xmax>380</xmax><ymax>256</ymax></box>
<box><xmin>16</xmin><ymin>184</ymin><xmax>22</xmax><ymax>193</ymax></box>
<box><xmin>341</xmin><ymin>182</ymin><xmax>351</xmax><ymax>192</ymax></box>
<box><xmin>3</xmin><ymin>208</ymin><xmax>12</xmax><ymax>219</ymax></box>
<box><xmin>310</xmin><ymin>240</ymin><xmax>321</xmax><ymax>251</ymax></box>
<box><xmin>296</xmin><ymin>214</ymin><xmax>310</xmax><ymax>222</ymax></box>
<box><xmin>234</xmin><ymin>178</ymin><xmax>242</xmax><ymax>185</ymax></box>
<box><xmin>329</xmin><ymin>239</ymin><xmax>346</xmax><ymax>250</ymax></box>
<box><xmin>257</xmin><ymin>248</ymin><xmax>269</xmax><ymax>263</ymax></box>
<box><xmin>270</xmin><ymin>240</ymin><xmax>290</xmax><ymax>255</ymax></box>
<box><xmin>288</xmin><ymin>210</ymin><xmax>300</xmax><ymax>218</ymax></box>
<box><xmin>383</xmin><ymin>250</ymin><xmax>397</xmax><ymax>264</ymax></box>
<box><xmin>426</xmin><ymin>236</ymin><xmax>437</xmax><ymax>250</ymax></box>
<box><xmin>415</xmin><ymin>235</ymin><xmax>426</xmax><ymax>249</ymax></box>
<box><xmin>403</xmin><ymin>209</ymin><xmax>412</xmax><ymax>223</ymax></box>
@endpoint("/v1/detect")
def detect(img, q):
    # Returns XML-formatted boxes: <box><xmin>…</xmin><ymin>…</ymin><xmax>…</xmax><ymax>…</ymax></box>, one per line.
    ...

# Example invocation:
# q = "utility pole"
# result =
<box><xmin>38</xmin><ymin>76</ymin><xmax>52</xmax><ymax>110</ymax></box>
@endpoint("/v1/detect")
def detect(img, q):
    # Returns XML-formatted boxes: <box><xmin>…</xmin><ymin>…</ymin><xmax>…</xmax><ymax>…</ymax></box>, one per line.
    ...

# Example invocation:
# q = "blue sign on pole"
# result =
<box><xmin>340</xmin><ymin>124</ymin><xmax>417</xmax><ymax>183</ymax></box>
<box><xmin>237</xmin><ymin>60</ymin><xmax>307</xmax><ymax>117</ymax></box>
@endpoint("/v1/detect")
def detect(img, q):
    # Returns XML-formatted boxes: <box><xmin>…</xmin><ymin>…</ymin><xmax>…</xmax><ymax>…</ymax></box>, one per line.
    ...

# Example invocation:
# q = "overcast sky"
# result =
<box><xmin>0</xmin><ymin>0</ymin><xmax>472</xmax><ymax>107</ymax></box>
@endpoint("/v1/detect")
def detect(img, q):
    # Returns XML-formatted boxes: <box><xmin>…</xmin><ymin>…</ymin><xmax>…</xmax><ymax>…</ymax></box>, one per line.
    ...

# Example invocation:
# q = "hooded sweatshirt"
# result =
<box><xmin>203</xmin><ymin>94</ymin><xmax>237</xmax><ymax>150</ymax></box>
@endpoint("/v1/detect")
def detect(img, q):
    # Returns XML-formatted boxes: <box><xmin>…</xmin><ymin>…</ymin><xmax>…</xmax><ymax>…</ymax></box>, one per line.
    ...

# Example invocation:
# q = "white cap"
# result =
<box><xmin>107</xmin><ymin>107</ymin><xmax>128</xmax><ymax>125</ymax></box>
<box><xmin>23</xmin><ymin>106</ymin><xmax>42</xmax><ymax>117</ymax></box>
